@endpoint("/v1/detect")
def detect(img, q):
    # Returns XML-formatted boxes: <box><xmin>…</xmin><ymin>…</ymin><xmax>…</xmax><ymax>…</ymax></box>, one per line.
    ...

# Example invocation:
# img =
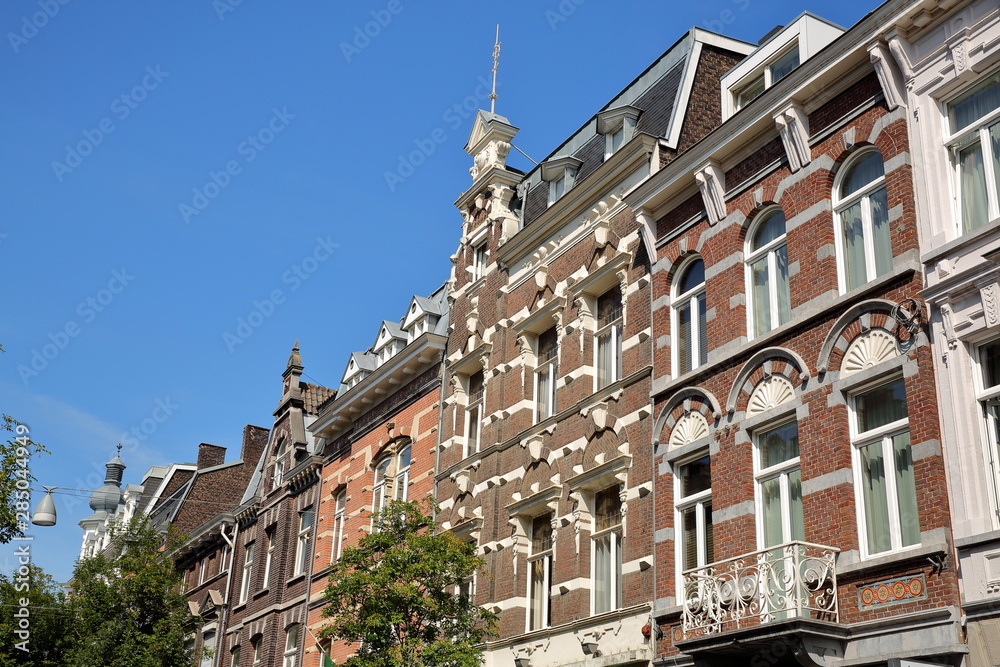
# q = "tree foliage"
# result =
<box><xmin>320</xmin><ymin>499</ymin><xmax>497</xmax><ymax>667</ymax></box>
<box><xmin>0</xmin><ymin>564</ymin><xmax>70</xmax><ymax>667</ymax></box>
<box><xmin>66</xmin><ymin>516</ymin><xmax>197</xmax><ymax>667</ymax></box>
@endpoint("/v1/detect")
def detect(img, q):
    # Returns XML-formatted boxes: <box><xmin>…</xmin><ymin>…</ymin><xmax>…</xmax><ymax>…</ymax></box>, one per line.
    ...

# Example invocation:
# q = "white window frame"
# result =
<box><xmin>527</xmin><ymin>513</ymin><xmax>553</xmax><ymax>631</ymax></box>
<box><xmin>672</xmin><ymin>257</ymin><xmax>707</xmax><ymax>376</ymax></box>
<box><xmin>239</xmin><ymin>542</ymin><xmax>254</xmax><ymax>604</ymax></box>
<box><xmin>230</xmin><ymin>646</ymin><xmax>241</xmax><ymax>667</ymax></box>
<box><xmin>251</xmin><ymin>637</ymin><xmax>262</xmax><ymax>667</ymax></box>
<box><xmin>534</xmin><ymin>327</ymin><xmax>559</xmax><ymax>423</ymax></box>
<box><xmin>833</xmin><ymin>149</ymin><xmax>891</xmax><ymax>293</ymax></box>
<box><xmin>331</xmin><ymin>489</ymin><xmax>347</xmax><ymax>563</ymax></box>
<box><xmin>745</xmin><ymin>208</ymin><xmax>791</xmax><ymax>339</ymax></box>
<box><xmin>976</xmin><ymin>339</ymin><xmax>1000</xmax><ymax>529</ymax></box>
<box><xmin>372</xmin><ymin>443</ymin><xmax>412</xmax><ymax>529</ymax></box>
<box><xmin>752</xmin><ymin>418</ymin><xmax>803</xmax><ymax>549</ymax></box>
<box><xmin>283</xmin><ymin>626</ymin><xmax>299</xmax><ymax>667</ymax></box>
<box><xmin>201</xmin><ymin>631</ymin><xmax>217</xmax><ymax>667</ymax></box>
<box><xmin>198</xmin><ymin>554</ymin><xmax>207</xmax><ymax>586</ymax></box>
<box><xmin>472</xmin><ymin>242</ymin><xmax>487</xmax><ymax>283</ymax></box>
<box><xmin>734</xmin><ymin>44</ymin><xmax>799</xmax><ymax>110</ymax></box>
<box><xmin>272</xmin><ymin>439</ymin><xmax>287</xmax><ymax>492</ymax></box>
<box><xmin>294</xmin><ymin>510</ymin><xmax>313</xmax><ymax>576</ymax></box>
<box><xmin>849</xmin><ymin>377</ymin><xmax>919</xmax><ymax>559</ymax></box>
<box><xmin>674</xmin><ymin>454</ymin><xmax>713</xmax><ymax>589</ymax></box>
<box><xmin>944</xmin><ymin>71</ymin><xmax>1000</xmax><ymax>235</ymax></box>
<box><xmin>595</xmin><ymin>287</ymin><xmax>623</xmax><ymax>391</ymax></box>
<box><xmin>262</xmin><ymin>528</ymin><xmax>274</xmax><ymax>589</ymax></box>
<box><xmin>464</xmin><ymin>370</ymin><xmax>485</xmax><ymax>458</ymax></box>
<box><xmin>591</xmin><ymin>485</ymin><xmax>623</xmax><ymax>615</ymax></box>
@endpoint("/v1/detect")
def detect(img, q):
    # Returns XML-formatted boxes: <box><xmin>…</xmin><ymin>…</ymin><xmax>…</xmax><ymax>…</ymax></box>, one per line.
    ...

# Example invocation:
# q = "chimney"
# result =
<box><xmin>197</xmin><ymin>443</ymin><xmax>227</xmax><ymax>470</ymax></box>
<box><xmin>242</xmin><ymin>425</ymin><xmax>270</xmax><ymax>466</ymax></box>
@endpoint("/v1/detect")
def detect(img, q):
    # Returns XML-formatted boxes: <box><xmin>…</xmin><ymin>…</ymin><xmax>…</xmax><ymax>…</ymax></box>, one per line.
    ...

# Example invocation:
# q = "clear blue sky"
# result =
<box><xmin>0</xmin><ymin>0</ymin><xmax>876</xmax><ymax>582</ymax></box>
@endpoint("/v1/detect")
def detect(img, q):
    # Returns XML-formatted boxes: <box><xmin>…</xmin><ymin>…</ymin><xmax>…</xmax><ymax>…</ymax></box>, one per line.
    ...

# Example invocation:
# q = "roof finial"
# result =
<box><xmin>116</xmin><ymin>443</ymin><xmax>123</xmax><ymax>456</ymax></box>
<box><xmin>287</xmin><ymin>339</ymin><xmax>302</xmax><ymax>369</ymax></box>
<box><xmin>490</xmin><ymin>24</ymin><xmax>501</xmax><ymax>114</ymax></box>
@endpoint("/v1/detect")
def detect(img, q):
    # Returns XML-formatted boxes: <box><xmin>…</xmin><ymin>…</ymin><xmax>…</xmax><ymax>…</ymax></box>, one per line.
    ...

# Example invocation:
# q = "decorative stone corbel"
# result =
<box><xmin>885</xmin><ymin>30</ymin><xmax>913</xmax><ymax>84</ymax></box>
<box><xmin>773</xmin><ymin>104</ymin><xmax>811</xmax><ymax>172</ymax></box>
<box><xmin>868</xmin><ymin>41</ymin><xmax>907</xmax><ymax>111</ymax></box>
<box><xmin>694</xmin><ymin>161</ymin><xmax>727</xmax><ymax>225</ymax></box>
<box><xmin>489</xmin><ymin>182</ymin><xmax>520</xmax><ymax>241</ymax></box>
<box><xmin>982</xmin><ymin>282</ymin><xmax>1000</xmax><ymax>328</ymax></box>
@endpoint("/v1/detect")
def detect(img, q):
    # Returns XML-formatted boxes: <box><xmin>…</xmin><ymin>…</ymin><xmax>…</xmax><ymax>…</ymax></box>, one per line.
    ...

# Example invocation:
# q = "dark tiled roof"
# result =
<box><xmin>302</xmin><ymin>382</ymin><xmax>335</xmax><ymax>415</ymax></box>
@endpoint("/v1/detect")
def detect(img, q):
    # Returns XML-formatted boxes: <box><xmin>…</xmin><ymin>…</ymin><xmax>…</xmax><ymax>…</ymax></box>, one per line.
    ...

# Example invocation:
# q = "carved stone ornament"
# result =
<box><xmin>746</xmin><ymin>376</ymin><xmax>795</xmax><ymax>416</ymax></box>
<box><xmin>694</xmin><ymin>161</ymin><xmax>726</xmax><ymax>225</ymax></box>
<box><xmin>841</xmin><ymin>329</ymin><xmax>898</xmax><ymax>376</ymax></box>
<box><xmin>774</xmin><ymin>104</ymin><xmax>811</xmax><ymax>172</ymax></box>
<box><xmin>668</xmin><ymin>411</ymin><xmax>710</xmax><ymax>449</ymax></box>
<box><xmin>868</xmin><ymin>41</ymin><xmax>907</xmax><ymax>111</ymax></box>
<box><xmin>981</xmin><ymin>282</ymin><xmax>1000</xmax><ymax>328</ymax></box>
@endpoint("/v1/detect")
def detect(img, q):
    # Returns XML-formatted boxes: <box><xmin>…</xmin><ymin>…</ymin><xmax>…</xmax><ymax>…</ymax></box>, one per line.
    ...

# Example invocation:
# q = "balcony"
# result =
<box><xmin>681</xmin><ymin>541</ymin><xmax>839</xmax><ymax>640</ymax></box>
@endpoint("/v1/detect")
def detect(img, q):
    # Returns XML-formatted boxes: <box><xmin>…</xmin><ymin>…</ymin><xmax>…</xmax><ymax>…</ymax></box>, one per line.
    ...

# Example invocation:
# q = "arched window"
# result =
<box><xmin>835</xmin><ymin>149</ymin><xmax>891</xmax><ymax>292</ymax></box>
<box><xmin>372</xmin><ymin>442</ymin><xmax>412</xmax><ymax>522</ymax></box>
<box><xmin>331</xmin><ymin>489</ymin><xmax>347</xmax><ymax>563</ymax></box>
<box><xmin>746</xmin><ymin>209</ymin><xmax>791</xmax><ymax>337</ymax></box>
<box><xmin>672</xmin><ymin>258</ymin><xmax>707</xmax><ymax>375</ymax></box>
<box><xmin>272</xmin><ymin>439</ymin><xmax>287</xmax><ymax>492</ymax></box>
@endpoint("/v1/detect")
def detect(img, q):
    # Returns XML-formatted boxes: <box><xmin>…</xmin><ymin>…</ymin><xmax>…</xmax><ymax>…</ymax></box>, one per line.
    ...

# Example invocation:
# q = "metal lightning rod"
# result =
<box><xmin>490</xmin><ymin>25</ymin><xmax>500</xmax><ymax>114</ymax></box>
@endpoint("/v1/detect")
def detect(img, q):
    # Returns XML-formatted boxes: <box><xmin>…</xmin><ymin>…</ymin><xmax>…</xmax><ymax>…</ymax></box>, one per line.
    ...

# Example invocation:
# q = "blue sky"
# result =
<box><xmin>1</xmin><ymin>0</ymin><xmax>875</xmax><ymax>582</ymax></box>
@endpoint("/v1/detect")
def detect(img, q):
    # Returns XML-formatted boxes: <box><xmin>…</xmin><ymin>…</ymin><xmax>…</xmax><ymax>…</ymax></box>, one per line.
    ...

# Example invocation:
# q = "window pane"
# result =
<box><xmin>841</xmin><ymin>201</ymin><xmax>866</xmax><ymax>291</ymax></box>
<box><xmin>856</xmin><ymin>379</ymin><xmax>907</xmax><ymax>432</ymax></box>
<box><xmin>530</xmin><ymin>558</ymin><xmax>548</xmax><ymax>629</ymax></box>
<box><xmin>769</xmin><ymin>48</ymin><xmax>799</xmax><ymax>83</ymax></box>
<box><xmin>679</xmin><ymin>260</ymin><xmax>705</xmax><ymax>294</ymax></box>
<box><xmin>538</xmin><ymin>328</ymin><xmax>558</xmax><ymax>363</ymax></box>
<box><xmin>751</xmin><ymin>210</ymin><xmax>786</xmax><ymax>251</ymax></box>
<box><xmin>760</xmin><ymin>422</ymin><xmax>799</xmax><ymax>467</ymax></box>
<box><xmin>681</xmin><ymin>506</ymin><xmax>698</xmax><ymax>571</ymax></box>
<box><xmin>789</xmin><ymin>469</ymin><xmax>804</xmax><ymax>541</ymax></box>
<box><xmin>752</xmin><ymin>257</ymin><xmax>771</xmax><ymax>336</ymax></box>
<box><xmin>761</xmin><ymin>477</ymin><xmax>784</xmax><ymax>548</ymax></box>
<box><xmin>595</xmin><ymin>487</ymin><xmax>622</xmax><ymax>531</ymax></box>
<box><xmin>893</xmin><ymin>432</ymin><xmax>920</xmax><ymax>547</ymax></box>
<box><xmin>467</xmin><ymin>403</ymin><xmax>481</xmax><ymax>452</ymax></box>
<box><xmin>949</xmin><ymin>73</ymin><xmax>1000</xmax><ymax>132</ymax></box>
<box><xmin>532</xmin><ymin>515</ymin><xmax>553</xmax><ymax>552</ymax></box>
<box><xmin>841</xmin><ymin>152</ymin><xmax>884</xmax><ymax>198</ymax></box>
<box><xmin>738</xmin><ymin>76</ymin><xmax>765</xmax><ymax>108</ymax></box>
<box><xmin>678</xmin><ymin>302</ymin><xmax>692</xmax><ymax>374</ymax></box>
<box><xmin>597</xmin><ymin>287</ymin><xmax>622</xmax><ymax>328</ymax></box>
<box><xmin>597</xmin><ymin>330</ymin><xmax>612</xmax><ymax>389</ymax></box>
<box><xmin>594</xmin><ymin>535</ymin><xmax>610</xmax><ymax>613</ymax></box>
<box><xmin>982</xmin><ymin>339</ymin><xmax>1000</xmax><ymax>389</ymax></box>
<box><xmin>697</xmin><ymin>293</ymin><xmax>708</xmax><ymax>367</ymax></box>
<box><xmin>537</xmin><ymin>366</ymin><xmax>552</xmax><ymax>420</ymax></box>
<box><xmin>680</xmin><ymin>456</ymin><xmax>711</xmax><ymax>498</ymax></box>
<box><xmin>870</xmin><ymin>187</ymin><xmax>893</xmax><ymax>278</ymax></box>
<box><xmin>960</xmin><ymin>141</ymin><xmax>989</xmax><ymax>233</ymax></box>
<box><xmin>860</xmin><ymin>441</ymin><xmax>892</xmax><ymax>555</ymax></box>
<box><xmin>705</xmin><ymin>502</ymin><xmax>714</xmax><ymax>564</ymax></box>
<box><xmin>469</xmin><ymin>371</ymin><xmax>484</xmax><ymax>401</ymax></box>
<box><xmin>776</xmin><ymin>245</ymin><xmax>791</xmax><ymax>326</ymax></box>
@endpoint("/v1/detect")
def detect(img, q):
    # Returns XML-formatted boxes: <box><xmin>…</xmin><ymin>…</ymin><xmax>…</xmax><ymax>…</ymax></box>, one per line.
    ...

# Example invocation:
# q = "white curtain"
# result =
<box><xmin>960</xmin><ymin>141</ymin><xmax>989</xmax><ymax>233</ymax></box>
<box><xmin>677</xmin><ymin>302</ymin><xmax>692</xmax><ymax>374</ymax></box>
<box><xmin>776</xmin><ymin>245</ymin><xmax>791</xmax><ymax>326</ymax></box>
<box><xmin>860</xmin><ymin>441</ymin><xmax>891</xmax><ymax>554</ymax></box>
<box><xmin>893</xmin><ymin>432</ymin><xmax>920</xmax><ymax>547</ymax></box>
<box><xmin>697</xmin><ymin>293</ymin><xmax>708</xmax><ymax>367</ymax></box>
<box><xmin>841</xmin><ymin>201</ymin><xmax>866</xmax><ymax>290</ymax></box>
<box><xmin>871</xmin><ymin>188</ymin><xmax>892</xmax><ymax>277</ymax></box>
<box><xmin>752</xmin><ymin>257</ymin><xmax>770</xmax><ymax>336</ymax></box>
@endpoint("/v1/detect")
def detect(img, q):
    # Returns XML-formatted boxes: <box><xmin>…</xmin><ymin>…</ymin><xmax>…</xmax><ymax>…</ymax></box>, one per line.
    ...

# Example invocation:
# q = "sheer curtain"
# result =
<box><xmin>841</xmin><ymin>201</ymin><xmax>866</xmax><ymax>290</ymax></box>
<box><xmin>752</xmin><ymin>258</ymin><xmax>770</xmax><ymax>336</ymax></box>
<box><xmin>697</xmin><ymin>293</ymin><xmax>708</xmax><ymax>367</ymax></box>
<box><xmin>893</xmin><ymin>432</ymin><xmax>920</xmax><ymax>547</ymax></box>
<box><xmin>860</xmin><ymin>442</ymin><xmax>891</xmax><ymax>554</ymax></box>
<box><xmin>960</xmin><ymin>142</ymin><xmax>989</xmax><ymax>233</ymax></box>
<box><xmin>871</xmin><ymin>188</ymin><xmax>892</xmax><ymax>277</ymax></box>
<box><xmin>776</xmin><ymin>245</ymin><xmax>791</xmax><ymax>326</ymax></box>
<box><xmin>678</xmin><ymin>302</ymin><xmax>692</xmax><ymax>373</ymax></box>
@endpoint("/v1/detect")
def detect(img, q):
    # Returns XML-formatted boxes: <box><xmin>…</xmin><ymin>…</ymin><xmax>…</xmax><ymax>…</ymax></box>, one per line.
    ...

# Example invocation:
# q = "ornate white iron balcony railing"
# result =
<box><xmin>681</xmin><ymin>541</ymin><xmax>839</xmax><ymax>638</ymax></box>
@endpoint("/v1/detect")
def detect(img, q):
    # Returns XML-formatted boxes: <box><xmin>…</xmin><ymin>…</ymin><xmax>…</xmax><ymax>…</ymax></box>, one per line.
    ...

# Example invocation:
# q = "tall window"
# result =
<box><xmin>251</xmin><ymin>637</ymin><xmax>262</xmax><ymax>667</ymax></box>
<box><xmin>746</xmin><ymin>209</ymin><xmax>791</xmax><ymax>338</ymax></box>
<box><xmin>947</xmin><ymin>71</ymin><xmax>1000</xmax><ymax>233</ymax></box>
<box><xmin>331</xmin><ymin>489</ymin><xmax>347</xmax><ymax>563</ymax></box>
<box><xmin>465</xmin><ymin>370</ymin><xmax>485</xmax><ymax>457</ymax></box>
<box><xmin>592</xmin><ymin>486</ymin><xmax>623</xmax><ymax>614</ymax></box>
<box><xmin>239</xmin><ymin>542</ymin><xmax>254</xmax><ymax>604</ymax></box>
<box><xmin>373</xmin><ymin>444</ymin><xmax>412</xmax><ymax>524</ymax></box>
<box><xmin>262</xmin><ymin>528</ymin><xmax>275</xmax><ymax>590</ymax></box>
<box><xmin>836</xmin><ymin>150</ymin><xmax>891</xmax><ymax>291</ymax></box>
<box><xmin>198</xmin><ymin>554</ymin><xmax>207</xmax><ymax>586</ymax></box>
<box><xmin>230</xmin><ymin>646</ymin><xmax>241</xmax><ymax>667</ymax></box>
<box><xmin>673</xmin><ymin>258</ymin><xmax>707</xmax><ymax>375</ymax></box>
<box><xmin>472</xmin><ymin>242</ymin><xmax>486</xmax><ymax>282</ymax></box>
<box><xmin>294</xmin><ymin>510</ymin><xmax>314</xmax><ymax>576</ymax></box>
<box><xmin>676</xmin><ymin>456</ymin><xmax>714</xmax><ymax>577</ymax></box>
<box><xmin>272</xmin><ymin>439</ymin><xmax>287</xmax><ymax>491</ymax></box>
<box><xmin>283</xmin><ymin>626</ymin><xmax>300</xmax><ymax>667</ymax></box>
<box><xmin>528</xmin><ymin>513</ymin><xmax>553</xmax><ymax>631</ymax></box>
<box><xmin>201</xmin><ymin>631</ymin><xmax>216</xmax><ymax>667</ymax></box>
<box><xmin>596</xmin><ymin>287</ymin><xmax>623</xmax><ymax>389</ymax></box>
<box><xmin>851</xmin><ymin>378</ymin><xmax>919</xmax><ymax>557</ymax></box>
<box><xmin>535</xmin><ymin>327</ymin><xmax>558</xmax><ymax>422</ymax></box>
<box><xmin>755</xmin><ymin>421</ymin><xmax>804</xmax><ymax>548</ymax></box>
<box><xmin>977</xmin><ymin>339</ymin><xmax>1000</xmax><ymax>526</ymax></box>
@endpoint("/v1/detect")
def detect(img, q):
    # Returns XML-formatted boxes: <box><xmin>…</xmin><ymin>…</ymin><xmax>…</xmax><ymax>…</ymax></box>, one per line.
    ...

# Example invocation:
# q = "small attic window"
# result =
<box><xmin>735</xmin><ymin>44</ymin><xmax>799</xmax><ymax>110</ymax></box>
<box><xmin>597</xmin><ymin>106</ymin><xmax>641</xmax><ymax>160</ymax></box>
<box><xmin>541</xmin><ymin>156</ymin><xmax>583</xmax><ymax>207</ymax></box>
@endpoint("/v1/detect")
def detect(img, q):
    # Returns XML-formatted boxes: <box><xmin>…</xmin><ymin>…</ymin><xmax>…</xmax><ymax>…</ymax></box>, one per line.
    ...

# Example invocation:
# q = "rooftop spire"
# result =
<box><xmin>490</xmin><ymin>25</ymin><xmax>500</xmax><ymax>114</ymax></box>
<box><xmin>287</xmin><ymin>339</ymin><xmax>302</xmax><ymax>369</ymax></box>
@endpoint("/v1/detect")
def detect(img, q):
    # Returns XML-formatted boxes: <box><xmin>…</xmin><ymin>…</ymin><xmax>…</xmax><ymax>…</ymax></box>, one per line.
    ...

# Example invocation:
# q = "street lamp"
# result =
<box><xmin>31</xmin><ymin>486</ymin><xmax>57</xmax><ymax>526</ymax></box>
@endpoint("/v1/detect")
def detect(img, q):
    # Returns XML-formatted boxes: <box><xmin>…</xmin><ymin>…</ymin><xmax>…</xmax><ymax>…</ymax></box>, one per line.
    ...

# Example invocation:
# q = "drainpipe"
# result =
<box><xmin>641</xmin><ymin>223</ymin><xmax>660</xmax><ymax>654</ymax></box>
<box><xmin>434</xmin><ymin>347</ymin><xmax>448</xmax><ymax>524</ymax></box>
<box><xmin>214</xmin><ymin>519</ymin><xmax>239</xmax><ymax>667</ymax></box>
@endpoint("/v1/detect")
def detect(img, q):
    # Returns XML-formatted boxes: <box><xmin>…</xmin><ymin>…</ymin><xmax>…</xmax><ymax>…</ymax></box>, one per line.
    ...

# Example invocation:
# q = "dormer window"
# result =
<box><xmin>597</xmin><ymin>105</ymin><xmax>641</xmax><ymax>160</ymax></box>
<box><xmin>735</xmin><ymin>45</ymin><xmax>799</xmax><ymax>110</ymax></box>
<box><xmin>541</xmin><ymin>156</ymin><xmax>583</xmax><ymax>207</ymax></box>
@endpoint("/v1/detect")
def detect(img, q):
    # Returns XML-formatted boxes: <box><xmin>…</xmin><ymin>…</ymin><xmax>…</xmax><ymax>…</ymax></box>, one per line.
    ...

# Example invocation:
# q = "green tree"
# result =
<box><xmin>0</xmin><ymin>346</ymin><xmax>49</xmax><ymax>544</ymax></box>
<box><xmin>66</xmin><ymin>516</ymin><xmax>197</xmax><ymax>667</ymax></box>
<box><xmin>0</xmin><ymin>564</ymin><xmax>70</xmax><ymax>666</ymax></box>
<box><xmin>320</xmin><ymin>499</ymin><xmax>497</xmax><ymax>667</ymax></box>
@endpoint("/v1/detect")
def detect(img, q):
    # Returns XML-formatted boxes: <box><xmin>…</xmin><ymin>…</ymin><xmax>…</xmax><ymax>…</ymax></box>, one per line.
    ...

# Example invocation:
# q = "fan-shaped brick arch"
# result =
<box><xmin>521</xmin><ymin>459</ymin><xmax>560</xmax><ymax>498</ymax></box>
<box><xmin>726</xmin><ymin>347</ymin><xmax>810</xmax><ymax>415</ymax></box>
<box><xmin>816</xmin><ymin>300</ymin><xmax>903</xmax><ymax>374</ymax></box>
<box><xmin>654</xmin><ymin>387</ymin><xmax>721</xmax><ymax>448</ymax></box>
